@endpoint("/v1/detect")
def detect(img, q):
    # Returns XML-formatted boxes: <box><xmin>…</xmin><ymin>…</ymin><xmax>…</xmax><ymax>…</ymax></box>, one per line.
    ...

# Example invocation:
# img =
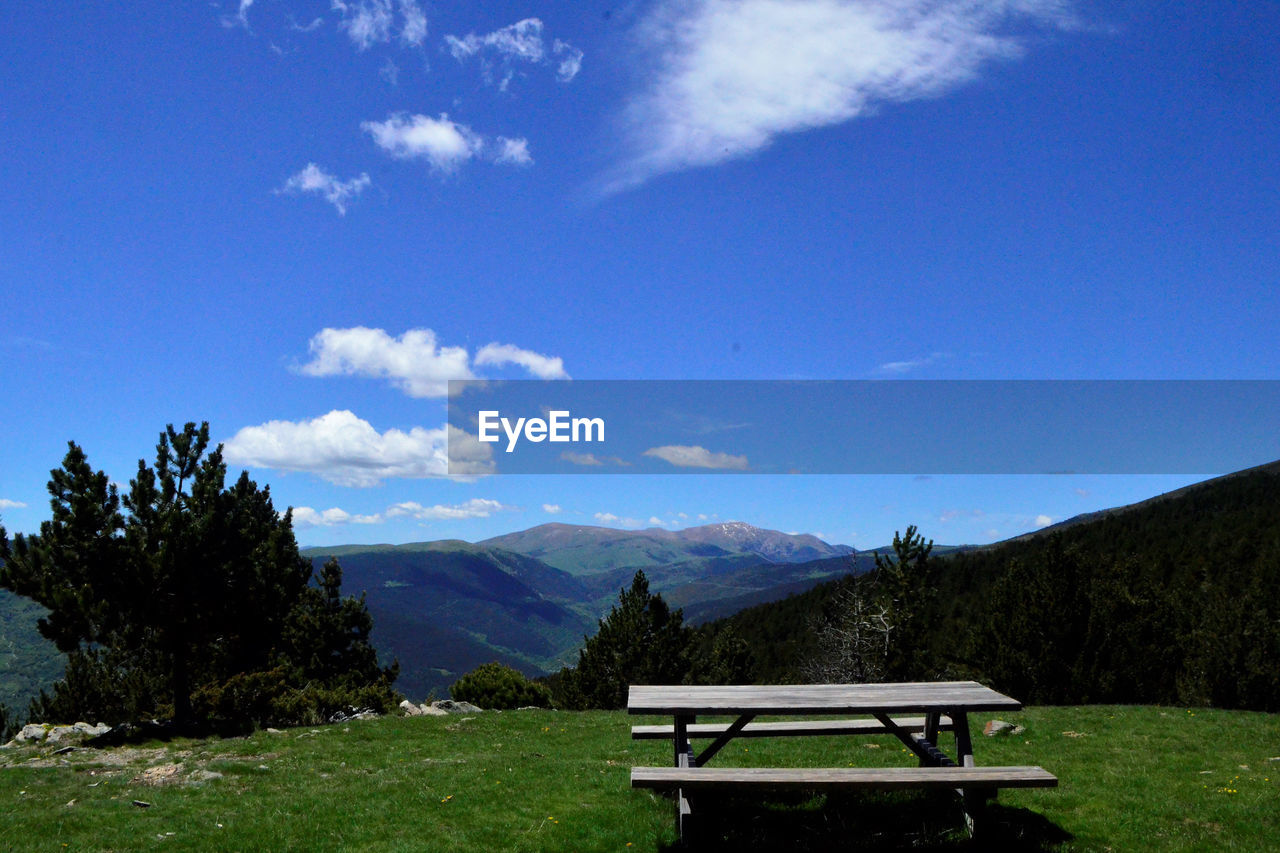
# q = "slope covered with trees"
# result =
<box><xmin>701</xmin><ymin>464</ymin><xmax>1280</xmax><ymax>711</ymax></box>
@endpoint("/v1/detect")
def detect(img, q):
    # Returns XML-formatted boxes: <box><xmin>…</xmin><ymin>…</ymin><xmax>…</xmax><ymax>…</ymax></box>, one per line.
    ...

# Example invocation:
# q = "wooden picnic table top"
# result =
<box><xmin>627</xmin><ymin>681</ymin><xmax>1022</xmax><ymax>716</ymax></box>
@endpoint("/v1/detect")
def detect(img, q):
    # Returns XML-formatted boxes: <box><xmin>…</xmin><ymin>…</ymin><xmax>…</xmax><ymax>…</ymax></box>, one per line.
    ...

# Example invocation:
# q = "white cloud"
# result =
<box><xmin>553</xmin><ymin>39</ymin><xmax>583</xmax><ymax>82</ymax></box>
<box><xmin>611</xmin><ymin>0</ymin><xmax>1077</xmax><ymax>190</ymax></box>
<box><xmin>542</xmin><ymin>503</ymin><xmax>562</xmax><ymax>514</ymax></box>
<box><xmin>1034</xmin><ymin>514</ymin><xmax>1053</xmax><ymax>528</ymax></box>
<box><xmin>299</xmin><ymin>327</ymin><xmax>473</xmax><ymax>397</ymax></box>
<box><xmin>493</xmin><ymin>137</ymin><xmax>533</xmax><ymax>166</ymax></box>
<box><xmin>445</xmin><ymin>19</ymin><xmax>582</xmax><ymax>87</ymax></box>
<box><xmin>223</xmin><ymin>410</ymin><xmax>492</xmax><ymax>486</ymax></box>
<box><xmin>398</xmin><ymin>0</ymin><xmax>427</xmax><ymax>46</ymax></box>
<box><xmin>297</xmin><ymin>327</ymin><xmax>567</xmax><ymax>397</ymax></box>
<box><xmin>386</xmin><ymin>498</ymin><xmax>510</xmax><ymax>520</ymax></box>
<box><xmin>276</xmin><ymin>163</ymin><xmax>371</xmax><ymax>215</ymax></box>
<box><xmin>648</xmin><ymin>516</ymin><xmax>665</xmax><ymax>526</ymax></box>
<box><xmin>0</xmin><ymin>499</ymin><xmax>27</xmax><ymax>510</ymax></box>
<box><xmin>362</xmin><ymin>113</ymin><xmax>481</xmax><ymax>172</ymax></box>
<box><xmin>362</xmin><ymin>113</ymin><xmax>530</xmax><ymax>173</ymax></box>
<box><xmin>290</xmin><ymin>506</ymin><xmax>382</xmax><ymax>527</ymax></box>
<box><xmin>643</xmin><ymin>444</ymin><xmax>749</xmax><ymax>470</ymax></box>
<box><xmin>474</xmin><ymin>342</ymin><xmax>567</xmax><ymax>379</ymax></box>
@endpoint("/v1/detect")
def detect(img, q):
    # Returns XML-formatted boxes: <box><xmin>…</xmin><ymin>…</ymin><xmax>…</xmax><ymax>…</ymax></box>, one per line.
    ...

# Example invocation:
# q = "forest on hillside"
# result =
<box><xmin>697</xmin><ymin>467</ymin><xmax>1280</xmax><ymax>712</ymax></box>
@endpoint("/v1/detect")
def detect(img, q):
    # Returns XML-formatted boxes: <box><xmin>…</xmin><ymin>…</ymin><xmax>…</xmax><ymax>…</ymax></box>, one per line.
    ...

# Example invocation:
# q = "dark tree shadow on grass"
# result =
<box><xmin>656</xmin><ymin>790</ymin><xmax>1072</xmax><ymax>852</ymax></box>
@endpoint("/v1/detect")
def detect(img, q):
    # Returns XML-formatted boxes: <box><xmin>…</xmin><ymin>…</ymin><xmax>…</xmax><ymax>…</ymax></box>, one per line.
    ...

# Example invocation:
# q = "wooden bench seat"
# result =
<box><xmin>631</xmin><ymin>764</ymin><xmax>1058</xmax><ymax>792</ymax></box>
<box><xmin>631</xmin><ymin>715</ymin><xmax>953</xmax><ymax>741</ymax></box>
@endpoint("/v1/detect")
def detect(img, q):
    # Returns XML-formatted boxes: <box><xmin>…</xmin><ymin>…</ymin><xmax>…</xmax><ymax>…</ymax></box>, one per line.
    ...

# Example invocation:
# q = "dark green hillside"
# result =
<box><xmin>704</xmin><ymin>464</ymin><xmax>1280</xmax><ymax>711</ymax></box>
<box><xmin>302</xmin><ymin>543</ymin><xmax>595</xmax><ymax>700</ymax></box>
<box><xmin>0</xmin><ymin>590</ymin><xmax>64</xmax><ymax>716</ymax></box>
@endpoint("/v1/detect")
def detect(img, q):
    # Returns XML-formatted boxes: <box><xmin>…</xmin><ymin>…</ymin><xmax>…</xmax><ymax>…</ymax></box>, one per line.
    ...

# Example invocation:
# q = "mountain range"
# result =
<box><xmin>303</xmin><ymin>522</ymin><xmax>864</xmax><ymax>699</ymax></box>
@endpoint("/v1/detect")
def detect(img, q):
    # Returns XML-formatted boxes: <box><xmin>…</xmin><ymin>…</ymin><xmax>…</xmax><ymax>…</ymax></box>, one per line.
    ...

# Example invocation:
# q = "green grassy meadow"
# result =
<box><xmin>1</xmin><ymin>706</ymin><xmax>1276</xmax><ymax>851</ymax></box>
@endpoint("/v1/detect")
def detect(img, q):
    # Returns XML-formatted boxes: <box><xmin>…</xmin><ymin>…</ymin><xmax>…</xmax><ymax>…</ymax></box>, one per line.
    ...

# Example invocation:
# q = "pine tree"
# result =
<box><xmin>559</xmin><ymin>570</ymin><xmax>690</xmax><ymax>709</ymax></box>
<box><xmin>0</xmin><ymin>424</ymin><xmax>398</xmax><ymax>729</ymax></box>
<box><xmin>872</xmin><ymin>525</ymin><xmax>934</xmax><ymax>680</ymax></box>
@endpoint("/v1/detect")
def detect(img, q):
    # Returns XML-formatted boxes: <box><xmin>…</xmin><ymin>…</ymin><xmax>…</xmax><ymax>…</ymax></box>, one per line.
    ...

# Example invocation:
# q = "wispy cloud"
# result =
<box><xmin>444</xmin><ymin>18</ymin><xmax>583</xmax><ymax>88</ymax></box>
<box><xmin>542</xmin><ymin>503</ymin><xmax>562</xmax><ymax>514</ymax></box>
<box><xmin>561</xmin><ymin>451</ymin><xmax>630</xmax><ymax>467</ymax></box>
<box><xmin>0</xmin><ymin>499</ymin><xmax>27</xmax><ymax>510</ymax></box>
<box><xmin>386</xmin><ymin>497</ymin><xmax>510</xmax><ymax>520</ymax></box>
<box><xmin>609</xmin><ymin>0</ymin><xmax>1077</xmax><ymax>191</ymax></box>
<box><xmin>474</xmin><ymin>342</ymin><xmax>566</xmax><ymax>379</ymax></box>
<box><xmin>221</xmin><ymin>0</ymin><xmax>254</xmax><ymax>29</ymax></box>
<box><xmin>332</xmin><ymin>0</ymin><xmax>427</xmax><ymax>50</ymax></box>
<box><xmin>379</xmin><ymin>58</ymin><xmax>399</xmax><ymax>85</ymax></box>
<box><xmin>223</xmin><ymin>410</ymin><xmax>493</xmax><ymax>486</ymax></box>
<box><xmin>878</xmin><ymin>352</ymin><xmax>952</xmax><ymax>374</ymax></box>
<box><xmin>275</xmin><ymin>163</ymin><xmax>371</xmax><ymax>215</ymax></box>
<box><xmin>643</xmin><ymin>444</ymin><xmax>749</xmax><ymax>470</ymax></box>
<box><xmin>552</xmin><ymin>39</ymin><xmax>583</xmax><ymax>82</ymax></box>
<box><xmin>297</xmin><ymin>327</ymin><xmax>566</xmax><ymax>398</ymax></box>
<box><xmin>362</xmin><ymin>113</ymin><xmax>532</xmax><ymax>173</ymax></box>
<box><xmin>493</xmin><ymin>137</ymin><xmax>534</xmax><ymax>166</ymax></box>
<box><xmin>398</xmin><ymin>0</ymin><xmax>427</xmax><ymax>46</ymax></box>
<box><xmin>593</xmin><ymin>512</ymin><xmax>646</xmax><ymax>527</ymax></box>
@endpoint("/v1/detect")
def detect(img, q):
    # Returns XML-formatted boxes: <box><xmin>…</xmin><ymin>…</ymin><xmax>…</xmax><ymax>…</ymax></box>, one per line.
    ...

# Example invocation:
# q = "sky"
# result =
<box><xmin>2</xmin><ymin>1</ymin><xmax>1278</xmax><ymax>550</ymax></box>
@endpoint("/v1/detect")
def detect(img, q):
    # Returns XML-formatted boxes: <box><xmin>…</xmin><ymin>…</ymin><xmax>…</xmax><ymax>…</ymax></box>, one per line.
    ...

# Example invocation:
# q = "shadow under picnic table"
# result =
<box><xmin>654</xmin><ymin>788</ymin><xmax>1073</xmax><ymax>852</ymax></box>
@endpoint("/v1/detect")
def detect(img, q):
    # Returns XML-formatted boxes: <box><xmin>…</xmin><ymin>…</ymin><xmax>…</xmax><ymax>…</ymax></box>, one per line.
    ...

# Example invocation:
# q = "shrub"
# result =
<box><xmin>451</xmin><ymin>662</ymin><xmax>552</xmax><ymax>710</ymax></box>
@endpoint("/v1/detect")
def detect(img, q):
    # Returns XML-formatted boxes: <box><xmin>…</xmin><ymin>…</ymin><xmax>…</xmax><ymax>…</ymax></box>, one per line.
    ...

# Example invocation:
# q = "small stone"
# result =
<box><xmin>132</xmin><ymin>800</ymin><xmax>152</xmax><ymax>808</ymax></box>
<box><xmin>400</xmin><ymin>700</ymin><xmax>426</xmax><ymax>717</ymax></box>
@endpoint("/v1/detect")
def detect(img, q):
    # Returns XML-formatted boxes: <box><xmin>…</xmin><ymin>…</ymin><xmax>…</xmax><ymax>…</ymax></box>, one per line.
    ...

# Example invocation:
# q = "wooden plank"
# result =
<box><xmin>631</xmin><ymin>716</ymin><xmax>955</xmax><ymax>740</ymax></box>
<box><xmin>630</xmin><ymin>765</ymin><xmax>1058</xmax><ymax>792</ymax></box>
<box><xmin>627</xmin><ymin>682</ymin><xmax>1022</xmax><ymax>715</ymax></box>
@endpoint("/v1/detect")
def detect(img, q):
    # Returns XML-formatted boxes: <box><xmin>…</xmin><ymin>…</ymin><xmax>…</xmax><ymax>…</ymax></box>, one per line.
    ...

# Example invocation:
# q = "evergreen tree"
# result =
<box><xmin>559</xmin><ymin>570</ymin><xmax>690</xmax><ymax>709</ymax></box>
<box><xmin>872</xmin><ymin>526</ymin><xmax>934</xmax><ymax>680</ymax></box>
<box><xmin>0</xmin><ymin>424</ymin><xmax>398</xmax><ymax>729</ymax></box>
<box><xmin>277</xmin><ymin>557</ymin><xmax>398</xmax><ymax>691</ymax></box>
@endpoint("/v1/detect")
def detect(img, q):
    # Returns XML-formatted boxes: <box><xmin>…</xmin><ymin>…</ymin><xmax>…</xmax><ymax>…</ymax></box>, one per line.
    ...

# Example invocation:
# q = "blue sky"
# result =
<box><xmin>3</xmin><ymin>1</ymin><xmax>1277</xmax><ymax>549</ymax></box>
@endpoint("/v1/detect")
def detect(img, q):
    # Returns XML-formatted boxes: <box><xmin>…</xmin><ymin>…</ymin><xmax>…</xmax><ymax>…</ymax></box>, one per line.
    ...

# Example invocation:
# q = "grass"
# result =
<box><xmin>0</xmin><ymin>705</ymin><xmax>1276</xmax><ymax>851</ymax></box>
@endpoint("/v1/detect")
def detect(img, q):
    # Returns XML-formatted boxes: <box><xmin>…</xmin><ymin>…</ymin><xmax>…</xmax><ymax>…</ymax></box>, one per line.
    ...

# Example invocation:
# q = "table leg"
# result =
<box><xmin>673</xmin><ymin>714</ymin><xmax>695</xmax><ymax>767</ymax></box>
<box><xmin>924</xmin><ymin>711</ymin><xmax>940</xmax><ymax>747</ymax></box>
<box><xmin>673</xmin><ymin>714</ymin><xmax>696</xmax><ymax>843</ymax></box>
<box><xmin>951</xmin><ymin>711</ymin><xmax>994</xmax><ymax>837</ymax></box>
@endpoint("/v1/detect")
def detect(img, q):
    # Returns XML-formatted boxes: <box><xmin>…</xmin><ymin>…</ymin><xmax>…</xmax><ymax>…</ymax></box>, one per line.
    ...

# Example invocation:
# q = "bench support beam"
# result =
<box><xmin>694</xmin><ymin>713</ymin><xmax>756</xmax><ymax>767</ymax></box>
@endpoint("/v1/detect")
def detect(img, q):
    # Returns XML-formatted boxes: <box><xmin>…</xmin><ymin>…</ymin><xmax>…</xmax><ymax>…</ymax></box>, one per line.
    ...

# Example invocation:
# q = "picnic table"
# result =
<box><xmin>628</xmin><ymin>681</ymin><xmax>1057</xmax><ymax>842</ymax></box>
